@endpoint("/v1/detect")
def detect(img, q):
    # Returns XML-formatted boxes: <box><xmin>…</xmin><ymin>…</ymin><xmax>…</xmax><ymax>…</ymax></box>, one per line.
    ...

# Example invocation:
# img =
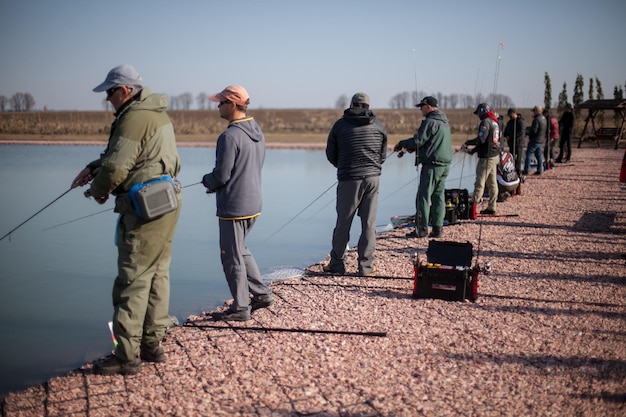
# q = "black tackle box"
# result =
<box><xmin>412</xmin><ymin>240</ymin><xmax>479</xmax><ymax>302</ymax></box>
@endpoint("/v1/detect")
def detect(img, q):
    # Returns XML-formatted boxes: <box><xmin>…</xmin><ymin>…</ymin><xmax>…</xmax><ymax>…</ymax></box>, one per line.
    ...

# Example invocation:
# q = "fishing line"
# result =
<box><xmin>270</xmin><ymin>150</ymin><xmax>398</xmax><ymax>235</ymax></box>
<box><xmin>42</xmin><ymin>207</ymin><xmax>113</xmax><ymax>231</ymax></box>
<box><xmin>1</xmin><ymin>188</ymin><xmax>73</xmax><ymax>242</ymax></box>
<box><xmin>263</xmin><ymin>181</ymin><xmax>338</xmax><ymax>242</ymax></box>
<box><xmin>378</xmin><ymin>176</ymin><xmax>417</xmax><ymax>203</ymax></box>
<box><xmin>41</xmin><ymin>181</ymin><xmax>202</xmax><ymax>231</ymax></box>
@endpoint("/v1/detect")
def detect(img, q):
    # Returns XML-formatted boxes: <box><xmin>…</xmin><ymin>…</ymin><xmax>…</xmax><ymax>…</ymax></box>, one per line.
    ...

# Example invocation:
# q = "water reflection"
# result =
<box><xmin>0</xmin><ymin>144</ymin><xmax>476</xmax><ymax>397</ymax></box>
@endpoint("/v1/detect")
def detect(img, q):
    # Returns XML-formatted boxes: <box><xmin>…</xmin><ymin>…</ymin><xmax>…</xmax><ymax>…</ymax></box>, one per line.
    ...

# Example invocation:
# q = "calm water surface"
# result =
<box><xmin>0</xmin><ymin>144</ymin><xmax>476</xmax><ymax>397</ymax></box>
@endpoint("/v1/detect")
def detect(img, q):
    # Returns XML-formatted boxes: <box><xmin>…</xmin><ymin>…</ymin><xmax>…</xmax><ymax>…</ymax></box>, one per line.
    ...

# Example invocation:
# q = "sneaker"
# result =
<box><xmin>533</xmin><ymin>171</ymin><xmax>542</xmax><ymax>176</ymax></box>
<box><xmin>94</xmin><ymin>355</ymin><xmax>142</xmax><ymax>376</ymax></box>
<box><xmin>140</xmin><ymin>342</ymin><xmax>165</xmax><ymax>363</ymax></box>
<box><xmin>211</xmin><ymin>309</ymin><xmax>251</xmax><ymax>322</ymax></box>
<box><xmin>497</xmin><ymin>192</ymin><xmax>510</xmax><ymax>203</ymax></box>
<box><xmin>251</xmin><ymin>295</ymin><xmax>274</xmax><ymax>312</ymax></box>
<box><xmin>322</xmin><ymin>264</ymin><xmax>345</xmax><ymax>274</ymax></box>
<box><xmin>358</xmin><ymin>266</ymin><xmax>377</xmax><ymax>277</ymax></box>
<box><xmin>405</xmin><ymin>229</ymin><xmax>428</xmax><ymax>238</ymax></box>
<box><xmin>479</xmin><ymin>208</ymin><xmax>496</xmax><ymax>215</ymax></box>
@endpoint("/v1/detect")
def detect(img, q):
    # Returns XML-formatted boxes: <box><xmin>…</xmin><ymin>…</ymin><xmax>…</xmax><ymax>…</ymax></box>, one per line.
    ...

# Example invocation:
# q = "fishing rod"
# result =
<box><xmin>183</xmin><ymin>321</ymin><xmax>387</xmax><ymax>338</ymax></box>
<box><xmin>0</xmin><ymin>188</ymin><xmax>74</xmax><ymax>242</ymax></box>
<box><xmin>493</xmin><ymin>42</ymin><xmax>504</xmax><ymax>99</ymax></box>
<box><xmin>41</xmin><ymin>181</ymin><xmax>203</xmax><ymax>231</ymax></box>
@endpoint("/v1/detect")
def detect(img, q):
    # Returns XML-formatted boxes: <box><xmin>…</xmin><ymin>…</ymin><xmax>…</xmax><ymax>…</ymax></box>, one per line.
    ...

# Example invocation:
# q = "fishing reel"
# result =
<box><xmin>481</xmin><ymin>261</ymin><xmax>491</xmax><ymax>275</ymax></box>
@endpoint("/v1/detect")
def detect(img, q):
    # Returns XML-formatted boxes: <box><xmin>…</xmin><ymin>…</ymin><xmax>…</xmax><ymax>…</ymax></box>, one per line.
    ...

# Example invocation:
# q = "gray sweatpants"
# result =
<box><xmin>219</xmin><ymin>216</ymin><xmax>271</xmax><ymax>312</ymax></box>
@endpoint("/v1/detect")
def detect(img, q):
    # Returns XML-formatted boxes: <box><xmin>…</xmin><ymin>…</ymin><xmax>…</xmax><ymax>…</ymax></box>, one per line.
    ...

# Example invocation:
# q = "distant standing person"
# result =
<box><xmin>324</xmin><ymin>92</ymin><xmax>387</xmax><ymax>276</ymax></box>
<box><xmin>556</xmin><ymin>103</ymin><xmax>575</xmax><ymax>163</ymax></box>
<box><xmin>394</xmin><ymin>96</ymin><xmax>452</xmax><ymax>238</ymax></box>
<box><xmin>524</xmin><ymin>106</ymin><xmax>547</xmax><ymax>175</ymax></box>
<box><xmin>202</xmin><ymin>85</ymin><xmax>273</xmax><ymax>322</ymax></box>
<box><xmin>503</xmin><ymin>108</ymin><xmax>526</xmax><ymax>175</ymax></box>
<box><xmin>543</xmin><ymin>108</ymin><xmax>559</xmax><ymax>170</ymax></box>
<box><xmin>462</xmin><ymin>103</ymin><xmax>501</xmax><ymax>215</ymax></box>
<box><xmin>71</xmin><ymin>64</ymin><xmax>182</xmax><ymax>375</ymax></box>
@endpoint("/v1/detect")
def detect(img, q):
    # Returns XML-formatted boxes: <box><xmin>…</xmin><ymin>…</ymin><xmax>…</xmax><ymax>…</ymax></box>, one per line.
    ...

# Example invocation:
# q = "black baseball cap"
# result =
<box><xmin>416</xmin><ymin>96</ymin><xmax>437</xmax><ymax>108</ymax></box>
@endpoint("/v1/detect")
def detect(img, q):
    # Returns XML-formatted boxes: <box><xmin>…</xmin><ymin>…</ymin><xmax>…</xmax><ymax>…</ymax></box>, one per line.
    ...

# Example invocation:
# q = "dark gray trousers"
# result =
<box><xmin>328</xmin><ymin>176</ymin><xmax>379</xmax><ymax>274</ymax></box>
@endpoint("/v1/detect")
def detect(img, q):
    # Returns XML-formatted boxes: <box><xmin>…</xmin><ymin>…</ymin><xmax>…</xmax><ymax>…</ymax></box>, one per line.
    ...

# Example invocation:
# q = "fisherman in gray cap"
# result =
<box><xmin>324</xmin><ymin>92</ymin><xmax>387</xmax><ymax>275</ymax></box>
<box><xmin>71</xmin><ymin>64</ymin><xmax>182</xmax><ymax>375</ymax></box>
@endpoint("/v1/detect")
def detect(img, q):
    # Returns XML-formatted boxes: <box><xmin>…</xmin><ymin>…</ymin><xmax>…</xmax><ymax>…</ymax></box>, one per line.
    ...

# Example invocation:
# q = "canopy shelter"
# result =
<box><xmin>576</xmin><ymin>99</ymin><xmax>626</xmax><ymax>149</ymax></box>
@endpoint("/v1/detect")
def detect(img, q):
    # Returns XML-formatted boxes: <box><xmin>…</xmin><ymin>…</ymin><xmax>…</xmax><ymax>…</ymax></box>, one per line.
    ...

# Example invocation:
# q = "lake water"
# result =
<box><xmin>0</xmin><ymin>144</ymin><xmax>477</xmax><ymax>397</ymax></box>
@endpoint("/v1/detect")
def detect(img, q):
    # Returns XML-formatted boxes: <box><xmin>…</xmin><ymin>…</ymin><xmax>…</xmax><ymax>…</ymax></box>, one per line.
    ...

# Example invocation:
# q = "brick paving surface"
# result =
<box><xmin>2</xmin><ymin>148</ymin><xmax>625</xmax><ymax>417</ymax></box>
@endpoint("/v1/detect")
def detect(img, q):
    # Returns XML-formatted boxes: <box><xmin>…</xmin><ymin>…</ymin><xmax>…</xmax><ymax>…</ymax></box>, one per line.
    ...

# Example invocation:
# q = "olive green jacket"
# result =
<box><xmin>87</xmin><ymin>88</ymin><xmax>180</xmax><ymax>198</ymax></box>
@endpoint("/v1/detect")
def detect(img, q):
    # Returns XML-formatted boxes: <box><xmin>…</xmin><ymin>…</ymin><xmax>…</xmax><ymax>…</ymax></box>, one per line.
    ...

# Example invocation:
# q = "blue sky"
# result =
<box><xmin>1</xmin><ymin>0</ymin><xmax>624</xmax><ymax>111</ymax></box>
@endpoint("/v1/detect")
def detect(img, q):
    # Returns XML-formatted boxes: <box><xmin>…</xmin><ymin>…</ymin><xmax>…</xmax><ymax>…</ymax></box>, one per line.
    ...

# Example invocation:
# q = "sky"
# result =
<box><xmin>1</xmin><ymin>0</ymin><xmax>625</xmax><ymax>111</ymax></box>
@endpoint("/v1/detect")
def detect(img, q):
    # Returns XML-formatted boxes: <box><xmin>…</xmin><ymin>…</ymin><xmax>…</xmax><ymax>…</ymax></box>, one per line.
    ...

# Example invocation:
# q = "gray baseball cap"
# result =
<box><xmin>93</xmin><ymin>64</ymin><xmax>143</xmax><ymax>92</ymax></box>
<box><xmin>351</xmin><ymin>92</ymin><xmax>370</xmax><ymax>105</ymax></box>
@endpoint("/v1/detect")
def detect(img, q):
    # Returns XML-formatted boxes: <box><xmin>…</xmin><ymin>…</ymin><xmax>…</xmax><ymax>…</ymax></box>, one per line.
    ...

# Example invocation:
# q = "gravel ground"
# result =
<box><xmin>2</xmin><ymin>147</ymin><xmax>625</xmax><ymax>417</ymax></box>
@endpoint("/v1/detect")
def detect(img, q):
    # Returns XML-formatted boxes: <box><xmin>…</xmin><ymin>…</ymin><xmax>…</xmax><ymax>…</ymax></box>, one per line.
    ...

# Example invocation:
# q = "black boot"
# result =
<box><xmin>429</xmin><ymin>226</ymin><xmax>443</xmax><ymax>238</ymax></box>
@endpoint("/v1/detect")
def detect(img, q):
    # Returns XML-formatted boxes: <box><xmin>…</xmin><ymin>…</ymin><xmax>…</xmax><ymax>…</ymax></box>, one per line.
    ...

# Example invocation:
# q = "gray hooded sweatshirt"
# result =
<box><xmin>202</xmin><ymin>117</ymin><xmax>265</xmax><ymax>219</ymax></box>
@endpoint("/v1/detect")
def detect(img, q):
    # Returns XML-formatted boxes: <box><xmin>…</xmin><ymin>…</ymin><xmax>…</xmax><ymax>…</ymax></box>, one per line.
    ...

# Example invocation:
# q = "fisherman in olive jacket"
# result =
<box><xmin>394</xmin><ymin>96</ymin><xmax>452</xmax><ymax>238</ymax></box>
<box><xmin>71</xmin><ymin>65</ymin><xmax>182</xmax><ymax>376</ymax></box>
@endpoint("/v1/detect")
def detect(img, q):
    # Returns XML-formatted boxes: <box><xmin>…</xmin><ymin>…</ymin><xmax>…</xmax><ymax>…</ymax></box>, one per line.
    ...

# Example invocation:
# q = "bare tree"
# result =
<box><xmin>196</xmin><ymin>92</ymin><xmax>207</xmax><ymax>110</ymax></box>
<box><xmin>0</xmin><ymin>95</ymin><xmax>7</xmax><ymax>112</ymax></box>
<box><xmin>473</xmin><ymin>93</ymin><xmax>485</xmax><ymax>108</ymax></box>
<box><xmin>335</xmin><ymin>94</ymin><xmax>348</xmax><ymax>109</ymax></box>
<box><xmin>180</xmin><ymin>92</ymin><xmax>193</xmax><ymax>110</ymax></box>
<box><xmin>485</xmin><ymin>93</ymin><xmax>514</xmax><ymax>109</ymax></box>
<box><xmin>461</xmin><ymin>94</ymin><xmax>474</xmax><ymax>108</ymax></box>
<box><xmin>169</xmin><ymin>95</ymin><xmax>180</xmax><ymax>110</ymax></box>
<box><xmin>388</xmin><ymin>93</ymin><xmax>402</xmax><ymax>109</ymax></box>
<box><xmin>10</xmin><ymin>92</ymin><xmax>26</xmax><ymax>111</ymax></box>
<box><xmin>24</xmin><ymin>93</ymin><xmax>35</xmax><ymax>111</ymax></box>
<box><xmin>448</xmin><ymin>94</ymin><xmax>459</xmax><ymax>109</ymax></box>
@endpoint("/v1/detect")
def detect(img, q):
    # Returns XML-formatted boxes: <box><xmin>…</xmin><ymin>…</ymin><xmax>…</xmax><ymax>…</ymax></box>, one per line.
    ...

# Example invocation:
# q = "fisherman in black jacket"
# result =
<box><xmin>324</xmin><ymin>92</ymin><xmax>387</xmax><ymax>276</ymax></box>
<box><xmin>503</xmin><ymin>108</ymin><xmax>526</xmax><ymax>174</ymax></box>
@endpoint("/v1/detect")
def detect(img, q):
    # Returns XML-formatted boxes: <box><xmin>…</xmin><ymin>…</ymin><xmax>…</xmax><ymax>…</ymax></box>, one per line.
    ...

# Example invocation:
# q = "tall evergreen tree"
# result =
<box><xmin>613</xmin><ymin>85</ymin><xmax>623</xmax><ymax>126</ymax></box>
<box><xmin>595</xmin><ymin>77</ymin><xmax>604</xmax><ymax>126</ymax></box>
<box><xmin>544</xmin><ymin>72</ymin><xmax>552</xmax><ymax>109</ymax></box>
<box><xmin>573</xmin><ymin>74</ymin><xmax>584</xmax><ymax>119</ymax></box>
<box><xmin>588</xmin><ymin>78</ymin><xmax>595</xmax><ymax>100</ymax></box>
<box><xmin>558</xmin><ymin>82</ymin><xmax>568</xmax><ymax>114</ymax></box>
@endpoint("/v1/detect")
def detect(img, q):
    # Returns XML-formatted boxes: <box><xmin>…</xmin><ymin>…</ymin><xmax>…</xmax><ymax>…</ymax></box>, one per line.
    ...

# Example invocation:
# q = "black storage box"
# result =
<box><xmin>445</xmin><ymin>189</ymin><xmax>475</xmax><ymax>222</ymax></box>
<box><xmin>412</xmin><ymin>240</ymin><xmax>479</xmax><ymax>302</ymax></box>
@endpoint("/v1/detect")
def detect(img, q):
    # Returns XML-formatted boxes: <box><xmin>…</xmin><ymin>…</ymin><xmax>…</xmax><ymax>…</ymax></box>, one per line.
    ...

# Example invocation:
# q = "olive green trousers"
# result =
<box><xmin>112</xmin><ymin>198</ymin><xmax>181</xmax><ymax>361</ymax></box>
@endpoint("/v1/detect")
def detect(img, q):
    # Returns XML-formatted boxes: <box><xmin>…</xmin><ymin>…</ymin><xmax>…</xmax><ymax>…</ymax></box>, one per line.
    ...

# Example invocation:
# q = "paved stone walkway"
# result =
<box><xmin>2</xmin><ymin>148</ymin><xmax>625</xmax><ymax>417</ymax></box>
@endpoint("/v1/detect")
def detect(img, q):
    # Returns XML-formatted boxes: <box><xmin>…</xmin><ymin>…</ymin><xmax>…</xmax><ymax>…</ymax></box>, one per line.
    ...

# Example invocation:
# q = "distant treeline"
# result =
<box><xmin>0</xmin><ymin>108</ymin><xmax>588</xmax><ymax>139</ymax></box>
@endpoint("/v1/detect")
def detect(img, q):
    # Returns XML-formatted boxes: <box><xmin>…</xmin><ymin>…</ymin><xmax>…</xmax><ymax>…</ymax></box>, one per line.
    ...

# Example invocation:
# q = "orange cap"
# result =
<box><xmin>209</xmin><ymin>85</ymin><xmax>250</xmax><ymax>107</ymax></box>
